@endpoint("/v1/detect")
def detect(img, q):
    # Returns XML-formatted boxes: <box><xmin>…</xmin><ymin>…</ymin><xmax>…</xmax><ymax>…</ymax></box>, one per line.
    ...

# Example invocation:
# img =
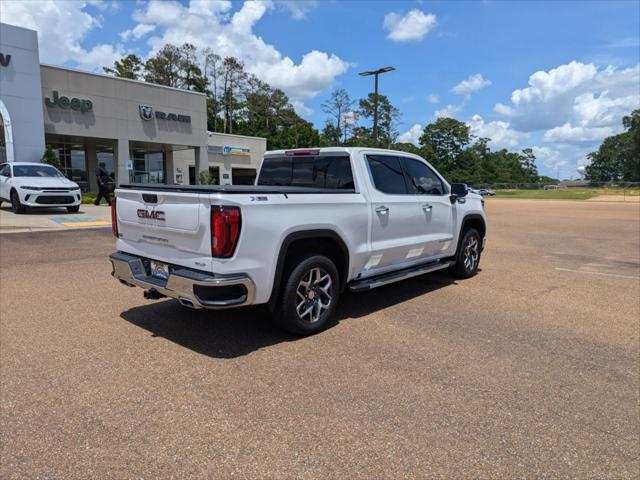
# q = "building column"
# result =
<box><xmin>165</xmin><ymin>149</ymin><xmax>175</xmax><ymax>184</ymax></box>
<box><xmin>86</xmin><ymin>141</ymin><xmax>98</xmax><ymax>192</ymax></box>
<box><xmin>116</xmin><ymin>138</ymin><xmax>130</xmax><ymax>187</ymax></box>
<box><xmin>194</xmin><ymin>146</ymin><xmax>207</xmax><ymax>178</ymax></box>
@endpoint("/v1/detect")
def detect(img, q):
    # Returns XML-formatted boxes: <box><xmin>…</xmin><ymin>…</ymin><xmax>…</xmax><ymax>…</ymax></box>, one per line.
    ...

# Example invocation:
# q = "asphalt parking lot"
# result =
<box><xmin>1</xmin><ymin>199</ymin><xmax>639</xmax><ymax>479</ymax></box>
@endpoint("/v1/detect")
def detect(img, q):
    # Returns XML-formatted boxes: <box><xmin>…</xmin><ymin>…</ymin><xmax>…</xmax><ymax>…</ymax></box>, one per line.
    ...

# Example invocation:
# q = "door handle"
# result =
<box><xmin>375</xmin><ymin>205</ymin><xmax>389</xmax><ymax>214</ymax></box>
<box><xmin>422</xmin><ymin>204</ymin><xmax>432</xmax><ymax>212</ymax></box>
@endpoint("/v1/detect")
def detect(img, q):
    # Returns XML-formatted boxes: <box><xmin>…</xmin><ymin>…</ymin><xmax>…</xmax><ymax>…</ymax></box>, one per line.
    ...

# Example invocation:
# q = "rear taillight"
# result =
<box><xmin>111</xmin><ymin>199</ymin><xmax>118</xmax><ymax>237</ymax></box>
<box><xmin>211</xmin><ymin>206</ymin><xmax>241</xmax><ymax>258</ymax></box>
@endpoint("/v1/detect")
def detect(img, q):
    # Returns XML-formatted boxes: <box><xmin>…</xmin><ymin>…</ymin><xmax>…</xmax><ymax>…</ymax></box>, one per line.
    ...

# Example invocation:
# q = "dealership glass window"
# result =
<box><xmin>131</xmin><ymin>149</ymin><xmax>166</xmax><ymax>184</ymax></box>
<box><xmin>0</xmin><ymin>114</ymin><xmax>5</xmax><ymax>163</ymax></box>
<box><xmin>49</xmin><ymin>142</ymin><xmax>88</xmax><ymax>191</ymax></box>
<box><xmin>188</xmin><ymin>166</ymin><xmax>220</xmax><ymax>185</ymax></box>
<box><xmin>232</xmin><ymin>168</ymin><xmax>257</xmax><ymax>185</ymax></box>
<box><xmin>96</xmin><ymin>143</ymin><xmax>115</xmax><ymax>184</ymax></box>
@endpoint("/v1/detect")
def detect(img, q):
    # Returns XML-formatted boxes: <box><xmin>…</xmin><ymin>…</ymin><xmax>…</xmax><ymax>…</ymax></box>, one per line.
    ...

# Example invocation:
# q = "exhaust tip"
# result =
<box><xmin>178</xmin><ymin>297</ymin><xmax>197</xmax><ymax>309</ymax></box>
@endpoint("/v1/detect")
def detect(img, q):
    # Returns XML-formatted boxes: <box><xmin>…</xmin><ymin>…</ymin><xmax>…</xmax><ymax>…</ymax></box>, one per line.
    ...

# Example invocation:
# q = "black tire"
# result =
<box><xmin>67</xmin><ymin>205</ymin><xmax>80</xmax><ymax>213</ymax></box>
<box><xmin>10</xmin><ymin>190</ymin><xmax>26</xmax><ymax>214</ymax></box>
<box><xmin>450</xmin><ymin>227</ymin><xmax>482</xmax><ymax>278</ymax></box>
<box><xmin>274</xmin><ymin>254</ymin><xmax>340</xmax><ymax>336</ymax></box>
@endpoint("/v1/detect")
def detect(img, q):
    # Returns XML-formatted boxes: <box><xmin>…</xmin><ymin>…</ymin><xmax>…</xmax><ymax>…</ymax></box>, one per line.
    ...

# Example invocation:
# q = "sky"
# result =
<box><xmin>2</xmin><ymin>0</ymin><xmax>639</xmax><ymax>178</ymax></box>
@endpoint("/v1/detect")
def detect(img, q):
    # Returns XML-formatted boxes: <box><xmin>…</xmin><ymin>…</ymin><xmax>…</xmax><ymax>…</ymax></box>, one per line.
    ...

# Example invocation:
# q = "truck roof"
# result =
<box><xmin>264</xmin><ymin>147</ymin><xmax>422</xmax><ymax>157</ymax></box>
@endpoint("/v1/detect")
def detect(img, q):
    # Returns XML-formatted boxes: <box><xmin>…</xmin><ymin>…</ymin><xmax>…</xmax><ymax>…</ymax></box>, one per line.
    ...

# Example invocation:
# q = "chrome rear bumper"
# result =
<box><xmin>109</xmin><ymin>251</ymin><xmax>255</xmax><ymax>309</ymax></box>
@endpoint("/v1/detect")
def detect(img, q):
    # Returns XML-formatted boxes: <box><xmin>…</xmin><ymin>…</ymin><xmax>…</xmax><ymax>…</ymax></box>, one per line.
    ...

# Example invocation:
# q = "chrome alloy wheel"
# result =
<box><xmin>463</xmin><ymin>235</ymin><xmax>480</xmax><ymax>271</ymax></box>
<box><xmin>295</xmin><ymin>267</ymin><xmax>332</xmax><ymax>323</ymax></box>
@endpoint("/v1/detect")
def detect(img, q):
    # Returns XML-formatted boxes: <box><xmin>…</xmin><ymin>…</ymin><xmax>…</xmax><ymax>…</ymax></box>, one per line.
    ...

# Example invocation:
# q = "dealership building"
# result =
<box><xmin>0</xmin><ymin>22</ymin><xmax>265</xmax><ymax>192</ymax></box>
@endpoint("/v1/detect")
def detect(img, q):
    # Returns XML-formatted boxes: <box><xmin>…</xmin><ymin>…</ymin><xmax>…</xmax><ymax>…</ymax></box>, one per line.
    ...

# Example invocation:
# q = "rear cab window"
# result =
<box><xmin>258</xmin><ymin>154</ymin><xmax>355</xmax><ymax>190</ymax></box>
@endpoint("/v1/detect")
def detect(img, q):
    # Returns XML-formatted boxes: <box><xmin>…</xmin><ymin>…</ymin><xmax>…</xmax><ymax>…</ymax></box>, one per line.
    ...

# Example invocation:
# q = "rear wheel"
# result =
<box><xmin>10</xmin><ymin>190</ymin><xmax>26</xmax><ymax>214</ymax></box>
<box><xmin>274</xmin><ymin>254</ymin><xmax>340</xmax><ymax>336</ymax></box>
<box><xmin>450</xmin><ymin>228</ymin><xmax>482</xmax><ymax>278</ymax></box>
<box><xmin>67</xmin><ymin>205</ymin><xmax>80</xmax><ymax>213</ymax></box>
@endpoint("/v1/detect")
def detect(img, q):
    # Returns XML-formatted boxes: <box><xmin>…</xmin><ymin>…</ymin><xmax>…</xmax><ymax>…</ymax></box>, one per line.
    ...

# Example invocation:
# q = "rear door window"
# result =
<box><xmin>402</xmin><ymin>158</ymin><xmax>446</xmax><ymax>195</ymax></box>
<box><xmin>366</xmin><ymin>155</ymin><xmax>408</xmax><ymax>194</ymax></box>
<box><xmin>258</xmin><ymin>155</ymin><xmax>354</xmax><ymax>190</ymax></box>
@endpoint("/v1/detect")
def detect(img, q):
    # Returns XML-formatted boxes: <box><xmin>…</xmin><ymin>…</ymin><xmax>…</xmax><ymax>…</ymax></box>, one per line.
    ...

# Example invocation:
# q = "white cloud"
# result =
<box><xmin>291</xmin><ymin>100</ymin><xmax>313</xmax><ymax>116</ymax></box>
<box><xmin>398</xmin><ymin>124</ymin><xmax>423</xmax><ymax>145</ymax></box>
<box><xmin>493</xmin><ymin>103</ymin><xmax>513</xmax><ymax>116</ymax></box>
<box><xmin>276</xmin><ymin>0</ymin><xmax>317</xmax><ymax>19</ymax></box>
<box><xmin>494</xmin><ymin>61</ymin><xmax>640</xmax><ymax>132</ymax></box>
<box><xmin>434</xmin><ymin>104</ymin><xmax>463</xmax><ymax>119</ymax></box>
<box><xmin>133</xmin><ymin>0</ymin><xmax>349</xmax><ymax>112</ymax></box>
<box><xmin>1</xmin><ymin>0</ymin><xmax>125</xmax><ymax>71</ymax></box>
<box><xmin>427</xmin><ymin>94</ymin><xmax>439</xmax><ymax>104</ymax></box>
<box><xmin>453</xmin><ymin>73</ymin><xmax>491</xmax><ymax>96</ymax></box>
<box><xmin>120</xmin><ymin>23</ymin><xmax>156</xmax><ymax>41</ymax></box>
<box><xmin>573</xmin><ymin>89</ymin><xmax>639</xmax><ymax>128</ymax></box>
<box><xmin>543</xmin><ymin>123</ymin><xmax>616</xmax><ymax>144</ymax></box>
<box><xmin>467</xmin><ymin>115</ymin><xmax>524</xmax><ymax>150</ymax></box>
<box><xmin>531</xmin><ymin>146</ymin><xmax>568</xmax><ymax>173</ymax></box>
<box><xmin>383</xmin><ymin>9</ymin><xmax>437</xmax><ymax>42</ymax></box>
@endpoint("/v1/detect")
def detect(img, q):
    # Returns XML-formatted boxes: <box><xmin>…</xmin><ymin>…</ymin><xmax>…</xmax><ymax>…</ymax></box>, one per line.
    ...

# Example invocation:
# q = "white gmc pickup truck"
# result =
<box><xmin>110</xmin><ymin>147</ymin><xmax>486</xmax><ymax>335</ymax></box>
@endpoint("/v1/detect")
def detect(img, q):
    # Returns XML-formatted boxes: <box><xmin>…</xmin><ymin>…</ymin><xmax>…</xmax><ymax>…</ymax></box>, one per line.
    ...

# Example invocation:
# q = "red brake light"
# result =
<box><xmin>211</xmin><ymin>206</ymin><xmax>241</xmax><ymax>258</ymax></box>
<box><xmin>285</xmin><ymin>148</ymin><xmax>320</xmax><ymax>156</ymax></box>
<box><xmin>111</xmin><ymin>199</ymin><xmax>118</xmax><ymax>237</ymax></box>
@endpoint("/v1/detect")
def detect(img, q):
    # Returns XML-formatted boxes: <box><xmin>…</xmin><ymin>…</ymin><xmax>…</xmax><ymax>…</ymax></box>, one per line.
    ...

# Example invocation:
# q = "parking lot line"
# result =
<box><xmin>554</xmin><ymin>267</ymin><xmax>640</xmax><ymax>280</ymax></box>
<box><xmin>61</xmin><ymin>220</ymin><xmax>111</xmax><ymax>227</ymax></box>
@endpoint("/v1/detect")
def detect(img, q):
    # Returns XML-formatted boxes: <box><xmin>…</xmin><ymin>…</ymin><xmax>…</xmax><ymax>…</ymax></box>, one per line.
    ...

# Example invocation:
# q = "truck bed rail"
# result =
<box><xmin>117</xmin><ymin>184</ymin><xmax>357</xmax><ymax>195</ymax></box>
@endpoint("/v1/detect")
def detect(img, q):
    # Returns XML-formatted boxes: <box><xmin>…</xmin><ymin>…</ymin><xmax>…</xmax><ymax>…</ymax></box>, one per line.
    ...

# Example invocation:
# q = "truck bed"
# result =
<box><xmin>118</xmin><ymin>183</ymin><xmax>356</xmax><ymax>195</ymax></box>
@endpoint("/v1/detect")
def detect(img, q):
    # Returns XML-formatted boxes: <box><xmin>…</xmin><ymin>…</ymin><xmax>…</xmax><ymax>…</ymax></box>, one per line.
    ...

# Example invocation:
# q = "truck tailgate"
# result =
<box><xmin>114</xmin><ymin>188</ymin><xmax>213</xmax><ymax>270</ymax></box>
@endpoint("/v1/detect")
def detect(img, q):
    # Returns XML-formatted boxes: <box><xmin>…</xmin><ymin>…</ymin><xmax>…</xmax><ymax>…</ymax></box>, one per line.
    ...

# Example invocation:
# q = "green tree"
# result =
<box><xmin>143</xmin><ymin>44</ymin><xmax>207</xmax><ymax>92</ymax></box>
<box><xmin>320</xmin><ymin>123</ymin><xmax>341</xmax><ymax>147</ymax></box>
<box><xmin>103</xmin><ymin>54</ymin><xmax>143</xmax><ymax>79</ymax></box>
<box><xmin>358</xmin><ymin>93</ymin><xmax>400</xmax><ymax>147</ymax></box>
<box><xmin>389</xmin><ymin>142</ymin><xmax>422</xmax><ymax>155</ymax></box>
<box><xmin>418</xmin><ymin>117</ymin><xmax>471</xmax><ymax>176</ymax></box>
<box><xmin>586</xmin><ymin>110</ymin><xmax>640</xmax><ymax>181</ymax></box>
<box><xmin>321</xmin><ymin>89</ymin><xmax>354</xmax><ymax>146</ymax></box>
<box><xmin>144</xmin><ymin>44</ymin><xmax>183</xmax><ymax>87</ymax></box>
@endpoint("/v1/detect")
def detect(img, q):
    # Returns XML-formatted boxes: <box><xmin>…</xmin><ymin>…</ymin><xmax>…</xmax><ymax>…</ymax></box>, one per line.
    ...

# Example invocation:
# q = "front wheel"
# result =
<box><xmin>450</xmin><ymin>228</ymin><xmax>482</xmax><ymax>278</ymax></box>
<box><xmin>67</xmin><ymin>205</ymin><xmax>80</xmax><ymax>213</ymax></box>
<box><xmin>10</xmin><ymin>191</ymin><xmax>26</xmax><ymax>214</ymax></box>
<box><xmin>274</xmin><ymin>254</ymin><xmax>340</xmax><ymax>336</ymax></box>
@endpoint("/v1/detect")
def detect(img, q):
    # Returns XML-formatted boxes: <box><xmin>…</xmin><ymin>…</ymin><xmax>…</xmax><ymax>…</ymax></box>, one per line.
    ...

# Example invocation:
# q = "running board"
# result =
<box><xmin>349</xmin><ymin>260</ymin><xmax>453</xmax><ymax>292</ymax></box>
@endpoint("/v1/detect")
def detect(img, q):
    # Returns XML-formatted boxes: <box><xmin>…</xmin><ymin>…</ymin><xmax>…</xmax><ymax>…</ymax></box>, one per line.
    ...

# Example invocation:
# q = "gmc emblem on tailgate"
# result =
<box><xmin>137</xmin><ymin>209</ymin><xmax>165</xmax><ymax>221</ymax></box>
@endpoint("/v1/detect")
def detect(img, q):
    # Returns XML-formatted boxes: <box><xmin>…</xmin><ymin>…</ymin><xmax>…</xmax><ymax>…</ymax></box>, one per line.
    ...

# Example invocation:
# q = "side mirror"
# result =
<box><xmin>450</xmin><ymin>183</ymin><xmax>468</xmax><ymax>203</ymax></box>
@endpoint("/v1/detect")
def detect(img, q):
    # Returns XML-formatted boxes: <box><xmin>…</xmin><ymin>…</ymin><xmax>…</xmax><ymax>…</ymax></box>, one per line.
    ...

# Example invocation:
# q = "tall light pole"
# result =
<box><xmin>359</xmin><ymin>66</ymin><xmax>395</xmax><ymax>145</ymax></box>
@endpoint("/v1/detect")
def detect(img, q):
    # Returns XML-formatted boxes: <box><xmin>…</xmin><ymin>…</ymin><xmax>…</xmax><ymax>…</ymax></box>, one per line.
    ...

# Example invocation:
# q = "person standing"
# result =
<box><xmin>94</xmin><ymin>162</ymin><xmax>112</xmax><ymax>206</ymax></box>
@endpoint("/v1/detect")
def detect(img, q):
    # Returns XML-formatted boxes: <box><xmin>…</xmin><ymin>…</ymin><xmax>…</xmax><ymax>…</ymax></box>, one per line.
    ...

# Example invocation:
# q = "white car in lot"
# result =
<box><xmin>0</xmin><ymin>162</ymin><xmax>82</xmax><ymax>214</ymax></box>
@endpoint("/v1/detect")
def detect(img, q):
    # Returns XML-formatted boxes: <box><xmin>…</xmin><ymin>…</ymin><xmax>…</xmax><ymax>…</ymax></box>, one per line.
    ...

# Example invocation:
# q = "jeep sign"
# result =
<box><xmin>45</xmin><ymin>91</ymin><xmax>93</xmax><ymax>113</ymax></box>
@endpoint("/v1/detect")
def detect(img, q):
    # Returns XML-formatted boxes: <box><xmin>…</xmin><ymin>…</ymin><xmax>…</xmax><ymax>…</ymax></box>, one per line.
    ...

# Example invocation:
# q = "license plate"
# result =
<box><xmin>150</xmin><ymin>261</ymin><xmax>169</xmax><ymax>280</ymax></box>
